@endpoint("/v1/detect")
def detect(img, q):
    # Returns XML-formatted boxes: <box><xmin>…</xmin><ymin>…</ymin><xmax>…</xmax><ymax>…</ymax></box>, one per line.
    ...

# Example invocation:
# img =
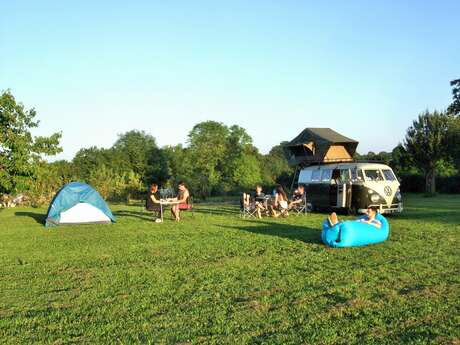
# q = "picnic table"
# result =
<box><xmin>158</xmin><ymin>199</ymin><xmax>179</xmax><ymax>222</ymax></box>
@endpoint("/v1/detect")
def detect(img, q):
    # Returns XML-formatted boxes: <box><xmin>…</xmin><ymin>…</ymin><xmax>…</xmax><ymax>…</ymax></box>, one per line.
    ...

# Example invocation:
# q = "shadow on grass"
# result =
<box><xmin>15</xmin><ymin>211</ymin><xmax>46</xmax><ymax>224</ymax></box>
<box><xmin>194</xmin><ymin>205</ymin><xmax>239</xmax><ymax>216</ymax></box>
<box><xmin>113</xmin><ymin>210</ymin><xmax>156</xmax><ymax>221</ymax></box>
<box><xmin>221</xmin><ymin>220</ymin><xmax>323</xmax><ymax>244</ymax></box>
<box><xmin>397</xmin><ymin>209</ymin><xmax>460</xmax><ymax>225</ymax></box>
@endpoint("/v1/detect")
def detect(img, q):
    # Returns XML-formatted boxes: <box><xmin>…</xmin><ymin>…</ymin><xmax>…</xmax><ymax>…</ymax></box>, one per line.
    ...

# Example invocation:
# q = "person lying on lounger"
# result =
<box><xmin>328</xmin><ymin>206</ymin><xmax>382</xmax><ymax>229</ymax></box>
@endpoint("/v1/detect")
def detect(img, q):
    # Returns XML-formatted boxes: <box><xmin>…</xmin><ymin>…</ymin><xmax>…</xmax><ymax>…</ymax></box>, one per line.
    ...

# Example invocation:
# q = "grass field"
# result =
<box><xmin>1</xmin><ymin>194</ymin><xmax>459</xmax><ymax>344</ymax></box>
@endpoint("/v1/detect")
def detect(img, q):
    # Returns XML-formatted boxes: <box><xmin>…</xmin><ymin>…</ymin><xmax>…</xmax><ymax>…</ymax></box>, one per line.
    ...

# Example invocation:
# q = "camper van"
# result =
<box><xmin>298</xmin><ymin>162</ymin><xmax>403</xmax><ymax>214</ymax></box>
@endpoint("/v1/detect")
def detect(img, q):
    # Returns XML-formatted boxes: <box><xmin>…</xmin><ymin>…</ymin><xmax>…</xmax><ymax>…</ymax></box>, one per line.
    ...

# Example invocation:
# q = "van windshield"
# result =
<box><xmin>351</xmin><ymin>168</ymin><xmax>364</xmax><ymax>182</ymax></box>
<box><xmin>382</xmin><ymin>169</ymin><xmax>397</xmax><ymax>181</ymax></box>
<box><xmin>364</xmin><ymin>169</ymin><xmax>384</xmax><ymax>181</ymax></box>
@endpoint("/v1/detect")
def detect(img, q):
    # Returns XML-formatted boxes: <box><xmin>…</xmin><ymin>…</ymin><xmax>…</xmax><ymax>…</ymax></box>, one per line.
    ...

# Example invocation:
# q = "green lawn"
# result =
<box><xmin>1</xmin><ymin>194</ymin><xmax>459</xmax><ymax>344</ymax></box>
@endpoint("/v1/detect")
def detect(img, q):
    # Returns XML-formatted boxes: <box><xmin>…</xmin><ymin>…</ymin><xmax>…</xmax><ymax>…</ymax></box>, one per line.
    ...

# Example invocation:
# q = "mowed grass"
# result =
<box><xmin>0</xmin><ymin>195</ymin><xmax>459</xmax><ymax>344</ymax></box>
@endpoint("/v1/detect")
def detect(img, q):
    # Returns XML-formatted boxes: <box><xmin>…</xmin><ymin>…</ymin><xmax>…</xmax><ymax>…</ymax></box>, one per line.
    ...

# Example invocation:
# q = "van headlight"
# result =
<box><xmin>396</xmin><ymin>191</ymin><xmax>402</xmax><ymax>201</ymax></box>
<box><xmin>370</xmin><ymin>194</ymin><xmax>380</xmax><ymax>203</ymax></box>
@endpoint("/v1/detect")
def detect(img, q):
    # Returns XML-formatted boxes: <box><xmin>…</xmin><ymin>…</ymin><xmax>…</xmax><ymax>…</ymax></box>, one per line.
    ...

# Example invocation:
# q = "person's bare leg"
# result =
<box><xmin>171</xmin><ymin>205</ymin><xmax>177</xmax><ymax>219</ymax></box>
<box><xmin>175</xmin><ymin>208</ymin><xmax>181</xmax><ymax>221</ymax></box>
<box><xmin>257</xmin><ymin>207</ymin><xmax>262</xmax><ymax>219</ymax></box>
<box><xmin>243</xmin><ymin>194</ymin><xmax>250</xmax><ymax>208</ymax></box>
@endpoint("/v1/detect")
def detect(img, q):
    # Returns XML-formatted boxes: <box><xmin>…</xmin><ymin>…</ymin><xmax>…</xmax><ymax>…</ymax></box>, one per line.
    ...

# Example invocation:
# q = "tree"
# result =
<box><xmin>112</xmin><ymin>130</ymin><xmax>168</xmax><ymax>185</ymax></box>
<box><xmin>221</xmin><ymin>125</ymin><xmax>260</xmax><ymax>191</ymax></box>
<box><xmin>356</xmin><ymin>151</ymin><xmax>392</xmax><ymax>165</ymax></box>
<box><xmin>163</xmin><ymin>144</ymin><xmax>188</xmax><ymax>187</ymax></box>
<box><xmin>0</xmin><ymin>90</ymin><xmax>61</xmax><ymax>194</ymax></box>
<box><xmin>404</xmin><ymin>110</ymin><xmax>450</xmax><ymax>193</ymax></box>
<box><xmin>72</xmin><ymin>146</ymin><xmax>112</xmax><ymax>180</ymax></box>
<box><xmin>391</xmin><ymin>144</ymin><xmax>419</xmax><ymax>175</ymax></box>
<box><xmin>230</xmin><ymin>154</ymin><xmax>263</xmax><ymax>190</ymax></box>
<box><xmin>187</xmin><ymin>121</ymin><xmax>229</xmax><ymax>198</ymax></box>
<box><xmin>446</xmin><ymin>116</ymin><xmax>460</xmax><ymax>170</ymax></box>
<box><xmin>261</xmin><ymin>142</ymin><xmax>294</xmax><ymax>187</ymax></box>
<box><xmin>447</xmin><ymin>79</ymin><xmax>460</xmax><ymax>116</ymax></box>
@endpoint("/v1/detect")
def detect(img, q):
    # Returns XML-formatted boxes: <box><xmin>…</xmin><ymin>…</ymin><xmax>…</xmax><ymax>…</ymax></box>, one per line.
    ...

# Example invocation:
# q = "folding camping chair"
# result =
<box><xmin>291</xmin><ymin>193</ymin><xmax>308</xmax><ymax>216</ymax></box>
<box><xmin>179</xmin><ymin>195</ymin><xmax>194</xmax><ymax>218</ymax></box>
<box><xmin>240</xmin><ymin>193</ymin><xmax>258</xmax><ymax>218</ymax></box>
<box><xmin>141</xmin><ymin>196</ymin><xmax>163</xmax><ymax>221</ymax></box>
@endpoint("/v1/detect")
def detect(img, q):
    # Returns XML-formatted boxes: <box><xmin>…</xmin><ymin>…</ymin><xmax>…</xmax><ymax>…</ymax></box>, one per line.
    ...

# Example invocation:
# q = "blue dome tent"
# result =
<box><xmin>45</xmin><ymin>182</ymin><xmax>116</xmax><ymax>227</ymax></box>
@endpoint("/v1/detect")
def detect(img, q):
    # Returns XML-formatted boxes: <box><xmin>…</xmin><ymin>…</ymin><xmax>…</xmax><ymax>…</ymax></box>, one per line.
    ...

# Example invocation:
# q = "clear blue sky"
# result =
<box><xmin>2</xmin><ymin>1</ymin><xmax>459</xmax><ymax>160</ymax></box>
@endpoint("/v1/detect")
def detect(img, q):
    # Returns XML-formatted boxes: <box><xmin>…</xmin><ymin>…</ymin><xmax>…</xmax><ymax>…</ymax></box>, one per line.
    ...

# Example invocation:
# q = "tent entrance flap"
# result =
<box><xmin>59</xmin><ymin>203</ymin><xmax>111</xmax><ymax>224</ymax></box>
<box><xmin>324</xmin><ymin>145</ymin><xmax>354</xmax><ymax>162</ymax></box>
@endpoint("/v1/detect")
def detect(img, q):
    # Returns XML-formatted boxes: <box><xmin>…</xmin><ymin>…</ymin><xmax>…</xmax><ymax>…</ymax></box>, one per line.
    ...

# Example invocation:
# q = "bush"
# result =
<box><xmin>88</xmin><ymin>166</ymin><xmax>143</xmax><ymax>202</ymax></box>
<box><xmin>436</xmin><ymin>175</ymin><xmax>460</xmax><ymax>193</ymax></box>
<box><xmin>28</xmin><ymin>162</ymin><xmax>74</xmax><ymax>207</ymax></box>
<box><xmin>399</xmin><ymin>173</ymin><xmax>460</xmax><ymax>193</ymax></box>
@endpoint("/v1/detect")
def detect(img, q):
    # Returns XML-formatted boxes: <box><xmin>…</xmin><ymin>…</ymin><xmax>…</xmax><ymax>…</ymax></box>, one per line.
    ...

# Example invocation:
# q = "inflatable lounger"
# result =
<box><xmin>321</xmin><ymin>214</ymin><xmax>389</xmax><ymax>248</ymax></box>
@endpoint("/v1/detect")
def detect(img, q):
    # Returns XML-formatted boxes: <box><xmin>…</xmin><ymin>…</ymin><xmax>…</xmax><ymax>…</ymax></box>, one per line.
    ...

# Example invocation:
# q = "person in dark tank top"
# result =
<box><xmin>147</xmin><ymin>183</ymin><xmax>162</xmax><ymax>221</ymax></box>
<box><xmin>251</xmin><ymin>184</ymin><xmax>266</xmax><ymax>219</ymax></box>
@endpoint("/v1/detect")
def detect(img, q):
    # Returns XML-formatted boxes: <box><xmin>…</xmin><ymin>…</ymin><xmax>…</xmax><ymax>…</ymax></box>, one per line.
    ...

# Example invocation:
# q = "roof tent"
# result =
<box><xmin>283</xmin><ymin>128</ymin><xmax>358</xmax><ymax>166</ymax></box>
<box><xmin>45</xmin><ymin>182</ymin><xmax>116</xmax><ymax>227</ymax></box>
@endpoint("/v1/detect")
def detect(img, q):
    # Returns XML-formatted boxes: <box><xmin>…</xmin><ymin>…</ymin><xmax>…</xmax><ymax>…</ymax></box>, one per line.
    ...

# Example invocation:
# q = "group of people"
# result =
<box><xmin>147</xmin><ymin>181</ymin><xmax>191</xmax><ymax>222</ymax></box>
<box><xmin>242</xmin><ymin>184</ymin><xmax>306</xmax><ymax>219</ymax></box>
<box><xmin>242</xmin><ymin>184</ymin><xmax>383</xmax><ymax>229</ymax></box>
<box><xmin>145</xmin><ymin>181</ymin><xmax>383</xmax><ymax>229</ymax></box>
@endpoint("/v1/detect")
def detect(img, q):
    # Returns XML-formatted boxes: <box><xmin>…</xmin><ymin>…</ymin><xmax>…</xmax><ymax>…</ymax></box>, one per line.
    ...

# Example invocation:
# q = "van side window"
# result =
<box><xmin>351</xmin><ymin>168</ymin><xmax>364</xmax><ymax>181</ymax></box>
<box><xmin>321</xmin><ymin>169</ymin><xmax>332</xmax><ymax>182</ymax></box>
<box><xmin>311</xmin><ymin>170</ymin><xmax>321</xmax><ymax>182</ymax></box>
<box><xmin>299</xmin><ymin>170</ymin><xmax>312</xmax><ymax>182</ymax></box>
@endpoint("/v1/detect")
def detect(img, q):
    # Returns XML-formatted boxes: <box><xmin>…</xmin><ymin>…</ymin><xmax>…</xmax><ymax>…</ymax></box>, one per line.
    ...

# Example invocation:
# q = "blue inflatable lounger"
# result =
<box><xmin>321</xmin><ymin>213</ymin><xmax>389</xmax><ymax>247</ymax></box>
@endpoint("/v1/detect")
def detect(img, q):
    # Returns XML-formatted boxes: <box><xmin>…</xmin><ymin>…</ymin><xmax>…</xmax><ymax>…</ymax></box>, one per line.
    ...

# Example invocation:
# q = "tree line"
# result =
<box><xmin>1</xmin><ymin>79</ymin><xmax>459</xmax><ymax>206</ymax></box>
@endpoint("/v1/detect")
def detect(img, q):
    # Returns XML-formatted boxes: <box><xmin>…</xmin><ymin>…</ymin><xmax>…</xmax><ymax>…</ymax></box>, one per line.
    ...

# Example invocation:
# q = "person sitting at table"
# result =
<box><xmin>288</xmin><ymin>184</ymin><xmax>306</xmax><ymax>209</ymax></box>
<box><xmin>146</xmin><ymin>183</ymin><xmax>162</xmax><ymax>222</ymax></box>
<box><xmin>171</xmin><ymin>181</ymin><xmax>191</xmax><ymax>221</ymax></box>
<box><xmin>270</xmin><ymin>185</ymin><xmax>289</xmax><ymax>217</ymax></box>
<box><xmin>251</xmin><ymin>184</ymin><xmax>267</xmax><ymax>219</ymax></box>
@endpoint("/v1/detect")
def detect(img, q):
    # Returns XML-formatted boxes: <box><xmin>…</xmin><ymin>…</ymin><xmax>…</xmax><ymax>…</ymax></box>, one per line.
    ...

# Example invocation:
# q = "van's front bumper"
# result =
<box><xmin>359</xmin><ymin>203</ymin><xmax>403</xmax><ymax>214</ymax></box>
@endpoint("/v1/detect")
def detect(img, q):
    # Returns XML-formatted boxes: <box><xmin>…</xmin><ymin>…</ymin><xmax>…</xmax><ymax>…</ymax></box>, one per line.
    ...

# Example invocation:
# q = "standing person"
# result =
<box><xmin>270</xmin><ymin>185</ymin><xmax>289</xmax><ymax>217</ymax></box>
<box><xmin>171</xmin><ymin>181</ymin><xmax>191</xmax><ymax>221</ymax></box>
<box><xmin>146</xmin><ymin>183</ymin><xmax>162</xmax><ymax>222</ymax></box>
